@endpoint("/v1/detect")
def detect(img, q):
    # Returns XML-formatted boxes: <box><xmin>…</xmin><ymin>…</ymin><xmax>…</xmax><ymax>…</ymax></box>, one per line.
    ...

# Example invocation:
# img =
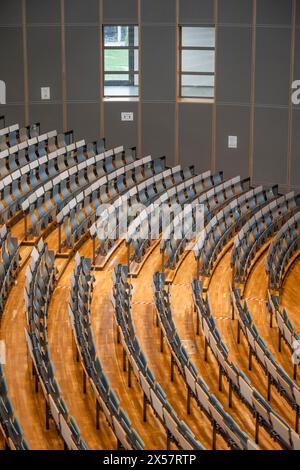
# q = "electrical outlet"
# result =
<box><xmin>228</xmin><ymin>136</ymin><xmax>238</xmax><ymax>149</ymax></box>
<box><xmin>121</xmin><ymin>112</ymin><xmax>134</xmax><ymax>122</ymax></box>
<box><xmin>41</xmin><ymin>87</ymin><xmax>50</xmax><ymax>100</ymax></box>
<box><xmin>0</xmin><ymin>80</ymin><xmax>6</xmax><ymax>104</ymax></box>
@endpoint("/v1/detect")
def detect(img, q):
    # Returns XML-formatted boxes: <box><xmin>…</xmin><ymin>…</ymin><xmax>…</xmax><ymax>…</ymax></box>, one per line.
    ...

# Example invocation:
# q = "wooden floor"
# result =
<box><xmin>209</xmin><ymin>249</ymin><xmax>298</xmax><ymax>434</ymax></box>
<box><xmin>1</xmin><ymin>209</ymin><xmax>300</xmax><ymax>450</ymax></box>
<box><xmin>47</xmin><ymin>257</ymin><xmax>116</xmax><ymax>450</ymax></box>
<box><xmin>170</xmin><ymin>251</ymin><xmax>279</xmax><ymax>450</ymax></box>
<box><xmin>245</xmin><ymin>254</ymin><xmax>299</xmax><ymax>385</ymax></box>
<box><xmin>132</xmin><ymin>245</ymin><xmax>230</xmax><ymax>450</ymax></box>
<box><xmin>90</xmin><ymin>244</ymin><xmax>170</xmax><ymax>450</ymax></box>
<box><xmin>0</xmin><ymin>246</ymin><xmax>63</xmax><ymax>450</ymax></box>
<box><xmin>281</xmin><ymin>261</ymin><xmax>300</xmax><ymax>334</ymax></box>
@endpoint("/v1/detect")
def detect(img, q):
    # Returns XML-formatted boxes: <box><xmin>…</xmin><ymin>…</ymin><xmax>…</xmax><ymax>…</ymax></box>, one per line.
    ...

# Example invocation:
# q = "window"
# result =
<box><xmin>179</xmin><ymin>26</ymin><xmax>215</xmax><ymax>99</ymax></box>
<box><xmin>103</xmin><ymin>25</ymin><xmax>139</xmax><ymax>98</ymax></box>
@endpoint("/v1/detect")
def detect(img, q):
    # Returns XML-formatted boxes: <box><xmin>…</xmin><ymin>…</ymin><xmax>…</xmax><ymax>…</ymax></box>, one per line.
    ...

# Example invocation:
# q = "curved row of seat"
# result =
<box><xmin>153</xmin><ymin>272</ymin><xmax>258</xmax><ymax>450</ymax></box>
<box><xmin>21</xmin><ymin>139</ymin><xmax>107</xmax><ymax>238</ymax></box>
<box><xmin>124</xmin><ymin>166</ymin><xmax>199</xmax><ymax>264</ymax></box>
<box><xmin>192</xmin><ymin>280</ymin><xmax>300</xmax><ymax>450</ymax></box>
<box><xmin>193</xmin><ymin>185</ymin><xmax>279</xmax><ymax>279</ymax></box>
<box><xmin>0</xmin><ymin>217</ymin><xmax>27</xmax><ymax>449</ymax></box>
<box><xmin>131</xmin><ymin>169</ymin><xmax>223</xmax><ymax>265</ymax></box>
<box><xmin>24</xmin><ymin>143</ymin><xmax>122</xmax><ymax>239</ymax></box>
<box><xmin>0</xmin><ymin>225</ymin><xmax>20</xmax><ymax>314</ymax></box>
<box><xmin>0</xmin><ymin>118</ymin><xmax>28</xmax><ymax>450</ymax></box>
<box><xmin>127</xmin><ymin>169</ymin><xmax>217</xmax><ymax>262</ymax></box>
<box><xmin>91</xmin><ymin>165</ymin><xmax>212</xmax><ymax>259</ymax></box>
<box><xmin>0</xmin><ymin>123</ymin><xmax>19</xmax><ymax>138</ymax></box>
<box><xmin>0</xmin><ymin>130</ymin><xmax>63</xmax><ymax>180</ymax></box>
<box><xmin>230</xmin><ymin>288</ymin><xmax>300</xmax><ymax>433</ymax></box>
<box><xmin>267</xmin><ymin>292</ymin><xmax>300</xmax><ymax>379</ymax></box>
<box><xmin>24</xmin><ymin>240</ymin><xmax>88</xmax><ymax>450</ymax></box>
<box><xmin>266</xmin><ymin>212</ymin><xmax>300</xmax><ymax>292</ymax></box>
<box><xmin>0</xmin><ymin>132</ymin><xmax>78</xmax><ymax>225</ymax></box>
<box><xmin>231</xmin><ymin>192</ymin><xmax>300</xmax><ymax>285</ymax></box>
<box><xmin>58</xmin><ymin>154</ymin><xmax>162</xmax><ymax>250</ymax></box>
<box><xmin>0</xmin><ymin>122</ymin><xmax>40</xmax><ymax>151</ymax></box>
<box><xmin>112</xmin><ymin>264</ymin><xmax>204</xmax><ymax>450</ymax></box>
<box><xmin>0</xmin><ymin>364</ymin><xmax>29</xmax><ymax>449</ymax></box>
<box><xmin>161</xmin><ymin>176</ymin><xmax>251</xmax><ymax>271</ymax></box>
<box><xmin>69</xmin><ymin>254</ymin><xmax>144</xmax><ymax>450</ymax></box>
<box><xmin>126</xmin><ymin>170</ymin><xmax>226</xmax><ymax>266</ymax></box>
<box><xmin>91</xmin><ymin>158</ymin><xmax>175</xmax><ymax>255</ymax></box>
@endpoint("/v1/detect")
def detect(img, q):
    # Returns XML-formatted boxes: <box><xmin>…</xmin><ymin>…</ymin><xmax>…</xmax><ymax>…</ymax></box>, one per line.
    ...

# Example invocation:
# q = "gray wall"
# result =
<box><xmin>0</xmin><ymin>0</ymin><xmax>299</xmax><ymax>190</ymax></box>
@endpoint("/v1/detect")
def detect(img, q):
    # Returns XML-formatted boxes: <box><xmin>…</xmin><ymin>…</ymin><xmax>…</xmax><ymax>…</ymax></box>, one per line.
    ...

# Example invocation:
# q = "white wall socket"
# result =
<box><xmin>0</xmin><ymin>80</ymin><xmax>6</xmax><ymax>104</ymax></box>
<box><xmin>228</xmin><ymin>135</ymin><xmax>238</xmax><ymax>149</ymax></box>
<box><xmin>41</xmin><ymin>87</ymin><xmax>50</xmax><ymax>100</ymax></box>
<box><xmin>121</xmin><ymin>112</ymin><xmax>134</xmax><ymax>122</ymax></box>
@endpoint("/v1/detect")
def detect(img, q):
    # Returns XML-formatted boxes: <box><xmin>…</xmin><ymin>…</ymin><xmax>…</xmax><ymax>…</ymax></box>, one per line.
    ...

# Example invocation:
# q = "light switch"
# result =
<box><xmin>121</xmin><ymin>112</ymin><xmax>134</xmax><ymax>122</ymax></box>
<box><xmin>228</xmin><ymin>136</ymin><xmax>238</xmax><ymax>149</ymax></box>
<box><xmin>41</xmin><ymin>87</ymin><xmax>50</xmax><ymax>100</ymax></box>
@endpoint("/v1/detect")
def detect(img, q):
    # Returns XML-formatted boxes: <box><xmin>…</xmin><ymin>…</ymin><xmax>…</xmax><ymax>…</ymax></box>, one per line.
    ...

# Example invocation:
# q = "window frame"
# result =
<box><xmin>179</xmin><ymin>24</ymin><xmax>216</xmax><ymax>101</ymax></box>
<box><xmin>103</xmin><ymin>24</ymin><xmax>139</xmax><ymax>98</ymax></box>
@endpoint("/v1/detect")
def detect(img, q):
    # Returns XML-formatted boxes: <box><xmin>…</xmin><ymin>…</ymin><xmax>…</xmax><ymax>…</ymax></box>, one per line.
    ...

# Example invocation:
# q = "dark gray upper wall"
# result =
<box><xmin>26</xmin><ymin>0</ymin><xmax>60</xmax><ymax>23</ymax></box>
<box><xmin>141</xmin><ymin>0</ymin><xmax>176</xmax><ymax>23</ymax></box>
<box><xmin>103</xmin><ymin>0</ymin><xmax>137</xmax><ymax>23</ymax></box>
<box><xmin>256</xmin><ymin>0</ymin><xmax>292</xmax><ymax>26</ymax></box>
<box><xmin>216</xmin><ymin>105</ymin><xmax>250</xmax><ymax>180</ymax></box>
<box><xmin>216</xmin><ymin>26</ymin><xmax>252</xmax><ymax>104</ymax></box>
<box><xmin>141</xmin><ymin>25</ymin><xmax>176</xmax><ymax>102</ymax></box>
<box><xmin>65</xmin><ymin>25</ymin><xmax>100</xmax><ymax>102</ymax></box>
<box><xmin>142</xmin><ymin>103</ymin><xmax>175</xmax><ymax>166</ymax></box>
<box><xmin>0</xmin><ymin>0</ymin><xmax>22</xmax><ymax>25</ymax></box>
<box><xmin>0</xmin><ymin>27</ymin><xmax>24</xmax><ymax>103</ymax></box>
<box><xmin>65</xmin><ymin>0</ymin><xmax>99</xmax><ymax>24</ymax></box>
<box><xmin>255</xmin><ymin>27</ymin><xmax>291</xmax><ymax>106</ymax></box>
<box><xmin>0</xmin><ymin>0</ymin><xmax>299</xmax><ymax>189</ymax></box>
<box><xmin>27</xmin><ymin>26</ymin><xmax>62</xmax><ymax>102</ymax></box>
<box><xmin>179</xmin><ymin>0</ymin><xmax>214</xmax><ymax>24</ymax></box>
<box><xmin>218</xmin><ymin>0</ymin><xmax>253</xmax><ymax>24</ymax></box>
<box><xmin>179</xmin><ymin>103</ymin><xmax>212</xmax><ymax>173</ymax></box>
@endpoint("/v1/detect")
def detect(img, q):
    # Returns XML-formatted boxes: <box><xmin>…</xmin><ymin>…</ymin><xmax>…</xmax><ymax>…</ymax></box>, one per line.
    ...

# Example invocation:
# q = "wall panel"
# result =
<box><xmin>257</xmin><ymin>0</ymin><xmax>292</xmax><ymax>26</ymax></box>
<box><xmin>253</xmin><ymin>107</ymin><xmax>288</xmax><ymax>186</ymax></box>
<box><xmin>291</xmin><ymin>109</ymin><xmax>300</xmax><ymax>189</ymax></box>
<box><xmin>67</xmin><ymin>103</ymin><xmax>100</xmax><ymax>142</ymax></box>
<box><xmin>27</xmin><ymin>26</ymin><xmax>62</xmax><ymax>102</ymax></box>
<box><xmin>217</xmin><ymin>26</ymin><xmax>252</xmax><ymax>103</ymax></box>
<box><xmin>65</xmin><ymin>26</ymin><xmax>100</xmax><ymax>102</ymax></box>
<box><xmin>179</xmin><ymin>0</ymin><xmax>214</xmax><ymax>24</ymax></box>
<box><xmin>26</xmin><ymin>0</ymin><xmax>60</xmax><ymax>23</ymax></box>
<box><xmin>142</xmin><ymin>103</ymin><xmax>175</xmax><ymax>166</ymax></box>
<box><xmin>65</xmin><ymin>0</ymin><xmax>99</xmax><ymax>24</ymax></box>
<box><xmin>141</xmin><ymin>25</ymin><xmax>176</xmax><ymax>101</ymax></box>
<box><xmin>1</xmin><ymin>0</ymin><xmax>22</xmax><ymax>25</ymax></box>
<box><xmin>103</xmin><ymin>0</ymin><xmax>137</xmax><ymax>23</ymax></box>
<box><xmin>141</xmin><ymin>0</ymin><xmax>176</xmax><ymax>23</ymax></box>
<box><xmin>0</xmin><ymin>105</ymin><xmax>24</xmax><ymax>127</ymax></box>
<box><xmin>218</xmin><ymin>0</ymin><xmax>252</xmax><ymax>24</ymax></box>
<box><xmin>0</xmin><ymin>28</ymin><xmax>24</xmax><ymax>103</ymax></box>
<box><xmin>29</xmin><ymin>103</ymin><xmax>63</xmax><ymax>133</ymax></box>
<box><xmin>179</xmin><ymin>104</ymin><xmax>212</xmax><ymax>173</ymax></box>
<box><xmin>255</xmin><ymin>27</ymin><xmax>291</xmax><ymax>106</ymax></box>
<box><xmin>216</xmin><ymin>105</ymin><xmax>250</xmax><ymax>179</ymax></box>
<box><xmin>105</xmin><ymin>102</ymin><xmax>137</xmax><ymax>150</ymax></box>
